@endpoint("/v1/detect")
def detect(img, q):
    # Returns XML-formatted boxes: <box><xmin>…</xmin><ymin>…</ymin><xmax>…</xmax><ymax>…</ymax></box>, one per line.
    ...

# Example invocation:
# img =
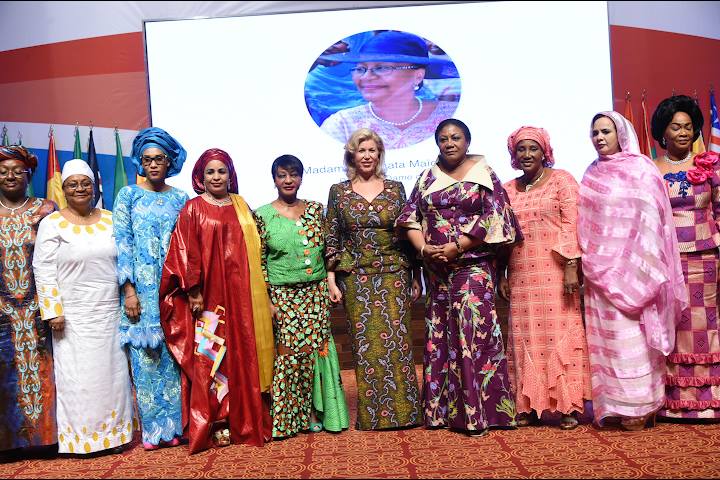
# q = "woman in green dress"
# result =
<box><xmin>325</xmin><ymin>128</ymin><xmax>422</xmax><ymax>430</ymax></box>
<box><xmin>255</xmin><ymin>154</ymin><xmax>349</xmax><ymax>439</ymax></box>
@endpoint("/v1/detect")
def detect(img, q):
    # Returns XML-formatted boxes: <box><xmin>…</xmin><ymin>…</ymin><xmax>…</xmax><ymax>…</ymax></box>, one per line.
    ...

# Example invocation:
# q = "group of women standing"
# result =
<box><xmin>1</xmin><ymin>93</ymin><xmax>719</xmax><ymax>459</ymax></box>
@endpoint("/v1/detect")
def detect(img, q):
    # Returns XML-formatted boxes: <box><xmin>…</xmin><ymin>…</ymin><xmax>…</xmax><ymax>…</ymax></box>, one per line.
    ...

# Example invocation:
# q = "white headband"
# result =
<box><xmin>61</xmin><ymin>159</ymin><xmax>95</xmax><ymax>184</ymax></box>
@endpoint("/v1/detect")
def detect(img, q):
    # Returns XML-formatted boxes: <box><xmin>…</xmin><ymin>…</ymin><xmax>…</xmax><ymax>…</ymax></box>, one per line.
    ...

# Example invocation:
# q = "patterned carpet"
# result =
<box><xmin>2</xmin><ymin>368</ymin><xmax>720</xmax><ymax>479</ymax></box>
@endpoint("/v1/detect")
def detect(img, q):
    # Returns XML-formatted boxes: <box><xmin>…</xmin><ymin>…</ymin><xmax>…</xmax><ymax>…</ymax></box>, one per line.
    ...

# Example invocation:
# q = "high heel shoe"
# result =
<box><xmin>620</xmin><ymin>411</ymin><xmax>657</xmax><ymax>431</ymax></box>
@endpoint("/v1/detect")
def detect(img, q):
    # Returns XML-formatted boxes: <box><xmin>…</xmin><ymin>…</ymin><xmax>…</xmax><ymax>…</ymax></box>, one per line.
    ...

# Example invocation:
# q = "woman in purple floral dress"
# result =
<box><xmin>396</xmin><ymin>118</ymin><xmax>522</xmax><ymax>436</ymax></box>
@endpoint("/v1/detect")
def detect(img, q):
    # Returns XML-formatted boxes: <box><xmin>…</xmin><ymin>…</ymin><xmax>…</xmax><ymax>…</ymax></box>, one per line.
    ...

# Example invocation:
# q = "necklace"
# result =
<box><xmin>663</xmin><ymin>150</ymin><xmax>693</xmax><ymax>165</ymax></box>
<box><xmin>523</xmin><ymin>169</ymin><xmax>545</xmax><ymax>192</ymax></box>
<box><xmin>0</xmin><ymin>196</ymin><xmax>29</xmax><ymax>216</ymax></box>
<box><xmin>368</xmin><ymin>97</ymin><xmax>423</xmax><ymax>126</ymax></box>
<box><xmin>202</xmin><ymin>192</ymin><xmax>231</xmax><ymax>206</ymax></box>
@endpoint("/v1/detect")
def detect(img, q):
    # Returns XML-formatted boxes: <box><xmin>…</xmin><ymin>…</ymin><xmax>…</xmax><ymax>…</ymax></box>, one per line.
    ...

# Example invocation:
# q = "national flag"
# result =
<box><xmin>709</xmin><ymin>91</ymin><xmax>720</xmax><ymax>154</ymax></box>
<box><xmin>73</xmin><ymin>124</ymin><xmax>82</xmax><ymax>159</ymax></box>
<box><xmin>1</xmin><ymin>126</ymin><xmax>9</xmax><ymax>147</ymax></box>
<box><xmin>16</xmin><ymin>132</ymin><xmax>22</xmax><ymax>146</ymax></box>
<box><xmin>624</xmin><ymin>92</ymin><xmax>635</xmax><ymax>127</ymax></box>
<box><xmin>112</xmin><ymin>128</ymin><xmax>128</xmax><ymax>204</ymax></box>
<box><xmin>87</xmin><ymin>129</ymin><xmax>103</xmax><ymax>209</ymax></box>
<box><xmin>46</xmin><ymin>128</ymin><xmax>66</xmax><ymax>208</ymax></box>
<box><xmin>638</xmin><ymin>95</ymin><xmax>657</xmax><ymax>159</ymax></box>
<box><xmin>692</xmin><ymin>95</ymin><xmax>706</xmax><ymax>154</ymax></box>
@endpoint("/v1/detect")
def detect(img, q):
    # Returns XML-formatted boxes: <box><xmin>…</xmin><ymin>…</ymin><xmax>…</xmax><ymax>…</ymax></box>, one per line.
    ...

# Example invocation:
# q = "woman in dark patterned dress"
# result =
<box><xmin>651</xmin><ymin>95</ymin><xmax>720</xmax><ymax>420</ymax></box>
<box><xmin>0</xmin><ymin>146</ymin><xmax>57</xmax><ymax>454</ymax></box>
<box><xmin>396</xmin><ymin>119</ymin><xmax>522</xmax><ymax>436</ymax></box>
<box><xmin>326</xmin><ymin>128</ymin><xmax>422</xmax><ymax>430</ymax></box>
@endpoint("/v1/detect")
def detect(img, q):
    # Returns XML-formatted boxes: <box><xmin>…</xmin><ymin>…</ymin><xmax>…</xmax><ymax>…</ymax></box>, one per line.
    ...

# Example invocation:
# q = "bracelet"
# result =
<box><xmin>420</xmin><ymin>244</ymin><xmax>427</xmax><ymax>257</ymax></box>
<box><xmin>125</xmin><ymin>294</ymin><xmax>137</xmax><ymax>299</ymax></box>
<box><xmin>454</xmin><ymin>237</ymin><xmax>464</xmax><ymax>254</ymax></box>
<box><xmin>565</xmin><ymin>259</ymin><xmax>578</xmax><ymax>267</ymax></box>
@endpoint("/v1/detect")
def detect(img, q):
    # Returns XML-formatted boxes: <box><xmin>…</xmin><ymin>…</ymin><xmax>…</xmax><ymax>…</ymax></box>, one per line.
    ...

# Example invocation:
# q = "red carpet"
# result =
<box><xmin>2</xmin><ymin>368</ymin><xmax>720</xmax><ymax>479</ymax></box>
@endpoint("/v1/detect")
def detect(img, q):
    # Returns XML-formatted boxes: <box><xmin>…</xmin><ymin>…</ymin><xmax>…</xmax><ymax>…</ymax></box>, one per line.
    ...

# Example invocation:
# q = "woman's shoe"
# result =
<box><xmin>465</xmin><ymin>428</ymin><xmax>489</xmax><ymax>437</ymax></box>
<box><xmin>309</xmin><ymin>422</ymin><xmax>323</xmax><ymax>433</ymax></box>
<box><xmin>620</xmin><ymin>411</ymin><xmax>656</xmax><ymax>431</ymax></box>
<box><xmin>516</xmin><ymin>411</ymin><xmax>539</xmax><ymax>427</ymax></box>
<box><xmin>213</xmin><ymin>428</ymin><xmax>231</xmax><ymax>447</ymax></box>
<box><xmin>559</xmin><ymin>414</ymin><xmax>579</xmax><ymax>430</ymax></box>
<box><xmin>165</xmin><ymin>437</ymin><xmax>181</xmax><ymax>447</ymax></box>
<box><xmin>142</xmin><ymin>442</ymin><xmax>160</xmax><ymax>451</ymax></box>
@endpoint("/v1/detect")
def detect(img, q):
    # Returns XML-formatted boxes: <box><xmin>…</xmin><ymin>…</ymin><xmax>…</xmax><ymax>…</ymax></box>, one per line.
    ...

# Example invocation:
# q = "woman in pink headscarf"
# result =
<box><xmin>498</xmin><ymin>126</ymin><xmax>592</xmax><ymax>430</ymax></box>
<box><xmin>577</xmin><ymin>111</ymin><xmax>687</xmax><ymax>431</ymax></box>
<box><xmin>159</xmin><ymin>148</ymin><xmax>274</xmax><ymax>453</ymax></box>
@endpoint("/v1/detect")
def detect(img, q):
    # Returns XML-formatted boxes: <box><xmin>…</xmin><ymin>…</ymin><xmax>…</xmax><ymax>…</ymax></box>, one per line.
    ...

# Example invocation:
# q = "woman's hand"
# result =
<box><xmin>270</xmin><ymin>303</ymin><xmax>278</xmax><ymax>319</ymax></box>
<box><xmin>422</xmin><ymin>244</ymin><xmax>447</xmax><ymax>264</ymax></box>
<box><xmin>498</xmin><ymin>275</ymin><xmax>511</xmax><ymax>302</ymax></box>
<box><xmin>428</xmin><ymin>242</ymin><xmax>459</xmax><ymax>263</ymax></box>
<box><xmin>411</xmin><ymin>277</ymin><xmax>422</xmax><ymax>301</ymax></box>
<box><xmin>48</xmin><ymin>315</ymin><xmax>65</xmax><ymax>333</ymax></box>
<box><xmin>328</xmin><ymin>281</ymin><xmax>343</xmax><ymax>304</ymax></box>
<box><xmin>188</xmin><ymin>288</ymin><xmax>204</xmax><ymax>319</ymax></box>
<box><xmin>563</xmin><ymin>263</ymin><xmax>580</xmax><ymax>295</ymax></box>
<box><xmin>124</xmin><ymin>292</ymin><xmax>141</xmax><ymax>323</ymax></box>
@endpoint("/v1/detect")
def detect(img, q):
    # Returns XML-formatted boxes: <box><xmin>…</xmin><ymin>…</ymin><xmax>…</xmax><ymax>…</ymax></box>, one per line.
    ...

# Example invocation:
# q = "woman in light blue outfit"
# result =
<box><xmin>113</xmin><ymin>127</ymin><xmax>188</xmax><ymax>450</ymax></box>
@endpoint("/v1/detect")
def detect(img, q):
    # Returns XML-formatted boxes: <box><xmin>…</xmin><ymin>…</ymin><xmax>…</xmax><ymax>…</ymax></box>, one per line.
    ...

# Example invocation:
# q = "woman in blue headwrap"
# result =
<box><xmin>113</xmin><ymin>127</ymin><xmax>189</xmax><ymax>450</ymax></box>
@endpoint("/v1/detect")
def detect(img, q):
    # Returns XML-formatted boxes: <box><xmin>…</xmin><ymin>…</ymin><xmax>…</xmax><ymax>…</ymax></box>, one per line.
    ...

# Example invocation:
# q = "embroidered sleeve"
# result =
<box><xmin>32</xmin><ymin>215</ymin><xmax>64</xmax><ymax>320</ymax></box>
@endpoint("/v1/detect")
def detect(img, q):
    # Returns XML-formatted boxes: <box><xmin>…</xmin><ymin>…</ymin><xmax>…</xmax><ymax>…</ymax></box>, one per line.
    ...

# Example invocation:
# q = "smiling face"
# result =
<box><xmin>62</xmin><ymin>174</ymin><xmax>94</xmax><ymax>211</ymax></box>
<box><xmin>273</xmin><ymin>166</ymin><xmax>302</xmax><ymax>200</ymax></box>
<box><xmin>0</xmin><ymin>159</ymin><xmax>30</xmax><ymax>198</ymax></box>
<box><xmin>353</xmin><ymin>139</ymin><xmax>380</xmax><ymax>179</ymax></box>
<box><xmin>203</xmin><ymin>160</ymin><xmax>230</xmax><ymax>199</ymax></box>
<box><xmin>591</xmin><ymin>116</ymin><xmax>620</xmax><ymax>155</ymax></box>
<box><xmin>437</xmin><ymin>124</ymin><xmax>470</xmax><ymax>170</ymax></box>
<box><xmin>664</xmin><ymin>111</ymin><xmax>694</xmax><ymax>155</ymax></box>
<box><xmin>514</xmin><ymin>139</ymin><xmax>544</xmax><ymax>178</ymax></box>
<box><xmin>351</xmin><ymin>62</ymin><xmax>425</xmax><ymax>105</ymax></box>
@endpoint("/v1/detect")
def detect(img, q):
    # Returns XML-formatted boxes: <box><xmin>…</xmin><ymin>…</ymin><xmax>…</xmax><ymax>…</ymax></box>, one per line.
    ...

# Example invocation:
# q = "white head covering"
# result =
<box><xmin>61</xmin><ymin>159</ymin><xmax>94</xmax><ymax>184</ymax></box>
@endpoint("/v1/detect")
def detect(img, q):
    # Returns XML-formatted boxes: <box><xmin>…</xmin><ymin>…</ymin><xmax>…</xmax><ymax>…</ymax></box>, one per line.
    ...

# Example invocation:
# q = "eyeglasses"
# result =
<box><xmin>0</xmin><ymin>168</ymin><xmax>30</xmax><ymax>178</ymax></box>
<box><xmin>349</xmin><ymin>65</ymin><xmax>420</xmax><ymax>77</ymax></box>
<box><xmin>141</xmin><ymin>154</ymin><xmax>168</xmax><ymax>167</ymax></box>
<box><xmin>63</xmin><ymin>181</ymin><xmax>93</xmax><ymax>191</ymax></box>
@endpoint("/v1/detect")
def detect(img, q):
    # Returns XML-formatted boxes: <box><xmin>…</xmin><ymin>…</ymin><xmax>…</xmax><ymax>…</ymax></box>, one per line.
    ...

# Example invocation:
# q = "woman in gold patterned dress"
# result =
<box><xmin>325</xmin><ymin>128</ymin><xmax>422</xmax><ymax>430</ymax></box>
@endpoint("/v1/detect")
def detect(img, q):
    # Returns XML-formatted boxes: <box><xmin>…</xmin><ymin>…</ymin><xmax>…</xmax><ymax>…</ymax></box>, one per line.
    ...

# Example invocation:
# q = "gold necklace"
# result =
<box><xmin>0</xmin><ymin>196</ymin><xmax>29</xmax><ymax>216</ymax></box>
<box><xmin>202</xmin><ymin>192</ymin><xmax>231</xmax><ymax>206</ymax></box>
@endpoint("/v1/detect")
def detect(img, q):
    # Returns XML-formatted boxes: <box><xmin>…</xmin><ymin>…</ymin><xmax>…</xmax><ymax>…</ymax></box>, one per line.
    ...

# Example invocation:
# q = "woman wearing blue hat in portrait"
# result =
<box><xmin>112</xmin><ymin>127</ymin><xmax>189</xmax><ymax>450</ymax></box>
<box><xmin>318</xmin><ymin>31</ymin><xmax>460</xmax><ymax>149</ymax></box>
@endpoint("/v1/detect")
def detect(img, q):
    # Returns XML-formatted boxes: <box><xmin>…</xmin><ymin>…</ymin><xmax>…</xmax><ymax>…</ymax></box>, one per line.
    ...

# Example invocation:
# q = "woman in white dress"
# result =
<box><xmin>33</xmin><ymin>159</ymin><xmax>134</xmax><ymax>455</ymax></box>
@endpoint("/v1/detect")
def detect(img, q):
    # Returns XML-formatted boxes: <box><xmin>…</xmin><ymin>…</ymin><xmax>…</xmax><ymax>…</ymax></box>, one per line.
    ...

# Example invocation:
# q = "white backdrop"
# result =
<box><xmin>145</xmin><ymin>1</ymin><xmax>613</xmax><ymax>207</ymax></box>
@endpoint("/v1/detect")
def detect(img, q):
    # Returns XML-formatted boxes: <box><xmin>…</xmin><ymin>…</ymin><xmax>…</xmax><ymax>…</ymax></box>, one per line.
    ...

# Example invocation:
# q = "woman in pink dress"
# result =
<box><xmin>577</xmin><ymin>111</ymin><xmax>687</xmax><ymax>431</ymax></box>
<box><xmin>498</xmin><ymin>126</ymin><xmax>591</xmax><ymax>430</ymax></box>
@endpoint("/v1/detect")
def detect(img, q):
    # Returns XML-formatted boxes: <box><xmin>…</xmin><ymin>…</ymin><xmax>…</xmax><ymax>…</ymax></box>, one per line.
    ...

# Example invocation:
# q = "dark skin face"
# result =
<box><xmin>62</xmin><ymin>174</ymin><xmax>94</xmax><ymax>213</ymax></box>
<box><xmin>140</xmin><ymin>147</ymin><xmax>169</xmax><ymax>187</ymax></box>
<box><xmin>515</xmin><ymin>139</ymin><xmax>544</xmax><ymax>181</ymax></box>
<box><xmin>203</xmin><ymin>160</ymin><xmax>230</xmax><ymax>199</ymax></box>
<box><xmin>274</xmin><ymin>166</ymin><xmax>302</xmax><ymax>202</ymax></box>
<box><xmin>0</xmin><ymin>159</ymin><xmax>30</xmax><ymax>200</ymax></box>
<box><xmin>436</xmin><ymin>124</ymin><xmax>469</xmax><ymax>171</ymax></box>
<box><xmin>663</xmin><ymin>111</ymin><xmax>694</xmax><ymax>158</ymax></box>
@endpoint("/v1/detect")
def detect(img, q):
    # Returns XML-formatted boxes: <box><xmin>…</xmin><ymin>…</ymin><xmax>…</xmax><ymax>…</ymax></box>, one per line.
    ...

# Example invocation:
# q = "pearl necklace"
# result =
<box><xmin>523</xmin><ymin>169</ymin><xmax>545</xmax><ymax>192</ymax></box>
<box><xmin>0</xmin><ymin>196</ymin><xmax>29</xmax><ymax>216</ymax></box>
<box><xmin>368</xmin><ymin>97</ymin><xmax>423</xmax><ymax>126</ymax></box>
<box><xmin>202</xmin><ymin>192</ymin><xmax>231</xmax><ymax>206</ymax></box>
<box><xmin>663</xmin><ymin>150</ymin><xmax>693</xmax><ymax>165</ymax></box>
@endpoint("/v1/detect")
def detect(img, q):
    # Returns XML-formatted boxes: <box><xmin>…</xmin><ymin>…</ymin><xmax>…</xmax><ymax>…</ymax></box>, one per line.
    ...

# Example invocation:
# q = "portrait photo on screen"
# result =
<box><xmin>305</xmin><ymin>30</ymin><xmax>461</xmax><ymax>149</ymax></box>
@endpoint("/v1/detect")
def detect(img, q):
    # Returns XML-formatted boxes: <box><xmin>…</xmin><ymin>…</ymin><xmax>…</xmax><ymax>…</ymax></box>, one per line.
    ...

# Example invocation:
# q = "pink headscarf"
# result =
<box><xmin>577</xmin><ymin>111</ymin><xmax>687</xmax><ymax>355</ymax></box>
<box><xmin>507</xmin><ymin>126</ymin><xmax>555</xmax><ymax>169</ymax></box>
<box><xmin>191</xmin><ymin>148</ymin><xmax>239</xmax><ymax>195</ymax></box>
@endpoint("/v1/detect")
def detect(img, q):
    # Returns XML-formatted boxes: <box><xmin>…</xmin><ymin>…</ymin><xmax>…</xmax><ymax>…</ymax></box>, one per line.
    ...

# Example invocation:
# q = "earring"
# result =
<box><xmin>660</xmin><ymin>137</ymin><xmax>667</xmax><ymax>149</ymax></box>
<box><xmin>414</xmin><ymin>84</ymin><xmax>420</xmax><ymax>91</ymax></box>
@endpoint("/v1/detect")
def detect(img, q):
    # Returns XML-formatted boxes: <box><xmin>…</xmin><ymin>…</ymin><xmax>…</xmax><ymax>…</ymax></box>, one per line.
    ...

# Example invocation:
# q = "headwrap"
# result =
<box><xmin>61</xmin><ymin>159</ymin><xmax>95</xmax><ymax>184</ymax></box>
<box><xmin>191</xmin><ymin>148</ymin><xmax>238</xmax><ymax>195</ymax></box>
<box><xmin>131</xmin><ymin>127</ymin><xmax>187</xmax><ymax>178</ymax></box>
<box><xmin>0</xmin><ymin>145</ymin><xmax>38</xmax><ymax>174</ymax></box>
<box><xmin>507</xmin><ymin>126</ymin><xmax>555</xmax><ymax>169</ymax></box>
<box><xmin>577</xmin><ymin>110</ymin><xmax>687</xmax><ymax>356</ymax></box>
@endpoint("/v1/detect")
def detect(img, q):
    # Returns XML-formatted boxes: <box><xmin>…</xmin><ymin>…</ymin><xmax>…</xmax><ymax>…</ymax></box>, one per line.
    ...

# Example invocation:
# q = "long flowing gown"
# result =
<box><xmin>577</xmin><ymin>111</ymin><xmax>686</xmax><ymax>425</ymax></box>
<box><xmin>33</xmin><ymin>209</ymin><xmax>134</xmax><ymax>454</ymax></box>
<box><xmin>113</xmin><ymin>184</ymin><xmax>187</xmax><ymax>444</ymax></box>
<box><xmin>659</xmin><ymin>153</ymin><xmax>720</xmax><ymax>419</ymax></box>
<box><xmin>255</xmin><ymin>200</ymin><xmax>349</xmax><ymax>438</ymax></box>
<box><xmin>0</xmin><ymin>199</ymin><xmax>57</xmax><ymax>451</ymax></box>
<box><xmin>503</xmin><ymin>169</ymin><xmax>592</xmax><ymax>415</ymax></box>
<box><xmin>160</xmin><ymin>196</ymin><xmax>272</xmax><ymax>454</ymax></box>
<box><xmin>396</xmin><ymin>157</ymin><xmax>522</xmax><ymax>432</ymax></box>
<box><xmin>325</xmin><ymin>179</ymin><xmax>421</xmax><ymax>430</ymax></box>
